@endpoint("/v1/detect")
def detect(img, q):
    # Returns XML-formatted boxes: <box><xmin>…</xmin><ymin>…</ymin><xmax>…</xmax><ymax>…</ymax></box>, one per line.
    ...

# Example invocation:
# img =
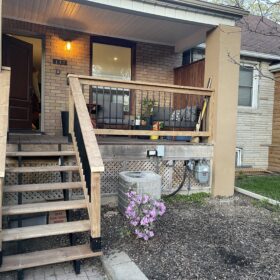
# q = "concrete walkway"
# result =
<box><xmin>1</xmin><ymin>258</ymin><xmax>107</xmax><ymax>280</ymax></box>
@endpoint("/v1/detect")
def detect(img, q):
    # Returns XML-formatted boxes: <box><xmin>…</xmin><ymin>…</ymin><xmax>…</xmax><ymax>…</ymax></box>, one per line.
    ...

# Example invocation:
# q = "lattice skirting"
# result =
<box><xmin>101</xmin><ymin>160</ymin><xmax>211</xmax><ymax>195</ymax></box>
<box><xmin>4</xmin><ymin>159</ymin><xmax>211</xmax><ymax>205</ymax></box>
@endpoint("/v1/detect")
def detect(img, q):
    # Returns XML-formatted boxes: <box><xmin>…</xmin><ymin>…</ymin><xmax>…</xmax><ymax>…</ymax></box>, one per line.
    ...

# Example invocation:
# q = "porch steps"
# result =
<box><xmin>6</xmin><ymin>151</ymin><xmax>76</xmax><ymax>157</ymax></box>
<box><xmin>2</xmin><ymin>220</ymin><xmax>90</xmax><ymax>241</ymax></box>
<box><xmin>1</xmin><ymin>140</ymin><xmax>102</xmax><ymax>277</ymax></box>
<box><xmin>4</xmin><ymin>182</ymin><xmax>83</xmax><ymax>192</ymax></box>
<box><xmin>5</xmin><ymin>165</ymin><xmax>79</xmax><ymax>173</ymax></box>
<box><xmin>2</xmin><ymin>200</ymin><xmax>87</xmax><ymax>216</ymax></box>
<box><xmin>0</xmin><ymin>245</ymin><xmax>102</xmax><ymax>273</ymax></box>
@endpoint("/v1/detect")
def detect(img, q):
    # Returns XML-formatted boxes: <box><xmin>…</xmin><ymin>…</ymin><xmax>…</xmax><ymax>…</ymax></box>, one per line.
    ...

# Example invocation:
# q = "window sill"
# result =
<box><xmin>237</xmin><ymin>107</ymin><xmax>260</xmax><ymax>114</ymax></box>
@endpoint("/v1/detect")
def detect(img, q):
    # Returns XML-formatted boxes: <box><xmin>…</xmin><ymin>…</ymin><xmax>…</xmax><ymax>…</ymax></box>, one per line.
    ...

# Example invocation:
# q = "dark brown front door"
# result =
<box><xmin>2</xmin><ymin>35</ymin><xmax>33</xmax><ymax>130</ymax></box>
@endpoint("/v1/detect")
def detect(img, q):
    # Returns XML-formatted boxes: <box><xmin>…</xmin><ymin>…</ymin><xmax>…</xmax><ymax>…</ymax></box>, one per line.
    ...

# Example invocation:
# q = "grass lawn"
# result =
<box><xmin>236</xmin><ymin>175</ymin><xmax>280</xmax><ymax>201</ymax></box>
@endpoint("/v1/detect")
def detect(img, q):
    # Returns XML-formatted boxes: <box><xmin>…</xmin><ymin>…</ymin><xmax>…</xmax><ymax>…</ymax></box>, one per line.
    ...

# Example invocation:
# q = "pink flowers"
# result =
<box><xmin>125</xmin><ymin>191</ymin><xmax>166</xmax><ymax>240</ymax></box>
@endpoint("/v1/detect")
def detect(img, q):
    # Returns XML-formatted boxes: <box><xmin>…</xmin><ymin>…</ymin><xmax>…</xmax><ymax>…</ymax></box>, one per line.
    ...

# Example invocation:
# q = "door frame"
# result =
<box><xmin>3</xmin><ymin>32</ymin><xmax>46</xmax><ymax>133</ymax></box>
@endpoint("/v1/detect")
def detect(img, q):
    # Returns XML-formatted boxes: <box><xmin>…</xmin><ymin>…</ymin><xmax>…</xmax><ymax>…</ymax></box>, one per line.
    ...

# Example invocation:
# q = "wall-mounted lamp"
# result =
<box><xmin>66</xmin><ymin>41</ymin><xmax>72</xmax><ymax>51</ymax></box>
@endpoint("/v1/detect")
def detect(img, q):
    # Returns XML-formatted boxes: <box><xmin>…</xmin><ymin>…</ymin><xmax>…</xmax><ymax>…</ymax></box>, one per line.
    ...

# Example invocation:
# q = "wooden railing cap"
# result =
<box><xmin>67</xmin><ymin>74</ymin><xmax>214</xmax><ymax>93</ymax></box>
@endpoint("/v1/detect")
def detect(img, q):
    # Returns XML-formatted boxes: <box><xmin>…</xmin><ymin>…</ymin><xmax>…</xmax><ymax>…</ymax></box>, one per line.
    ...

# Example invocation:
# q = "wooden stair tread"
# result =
<box><xmin>2</xmin><ymin>220</ymin><xmax>90</xmax><ymax>241</ymax></box>
<box><xmin>6</xmin><ymin>151</ymin><xmax>76</xmax><ymax>157</ymax></box>
<box><xmin>5</xmin><ymin>165</ymin><xmax>79</xmax><ymax>173</ymax></box>
<box><xmin>2</xmin><ymin>200</ymin><xmax>87</xmax><ymax>215</ymax></box>
<box><xmin>4</xmin><ymin>182</ymin><xmax>83</xmax><ymax>193</ymax></box>
<box><xmin>0</xmin><ymin>244</ymin><xmax>102</xmax><ymax>272</ymax></box>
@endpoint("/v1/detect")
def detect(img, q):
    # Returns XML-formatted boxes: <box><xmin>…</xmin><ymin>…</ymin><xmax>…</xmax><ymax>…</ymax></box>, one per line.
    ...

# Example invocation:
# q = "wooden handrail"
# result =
<box><xmin>68</xmin><ymin>77</ymin><xmax>104</xmax><ymax>173</ymax></box>
<box><xmin>68</xmin><ymin>74</ymin><xmax>213</xmax><ymax>96</ymax></box>
<box><xmin>68</xmin><ymin>75</ymin><xmax>103</xmax><ymax>252</ymax></box>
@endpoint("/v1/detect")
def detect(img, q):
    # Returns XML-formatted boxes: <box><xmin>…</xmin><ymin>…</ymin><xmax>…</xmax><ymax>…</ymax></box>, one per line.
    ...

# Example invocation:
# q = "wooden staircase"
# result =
<box><xmin>0</xmin><ymin>71</ymin><xmax>104</xmax><ymax>279</ymax></box>
<box><xmin>0</xmin><ymin>140</ymin><xmax>102</xmax><ymax>278</ymax></box>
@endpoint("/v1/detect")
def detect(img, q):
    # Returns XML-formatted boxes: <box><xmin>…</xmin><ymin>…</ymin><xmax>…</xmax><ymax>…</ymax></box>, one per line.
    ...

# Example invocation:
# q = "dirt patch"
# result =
<box><xmin>102</xmin><ymin>195</ymin><xmax>280</xmax><ymax>280</ymax></box>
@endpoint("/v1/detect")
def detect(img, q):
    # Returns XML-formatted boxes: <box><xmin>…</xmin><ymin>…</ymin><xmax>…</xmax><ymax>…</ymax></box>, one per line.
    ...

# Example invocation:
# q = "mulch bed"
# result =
<box><xmin>102</xmin><ymin>195</ymin><xmax>280</xmax><ymax>280</ymax></box>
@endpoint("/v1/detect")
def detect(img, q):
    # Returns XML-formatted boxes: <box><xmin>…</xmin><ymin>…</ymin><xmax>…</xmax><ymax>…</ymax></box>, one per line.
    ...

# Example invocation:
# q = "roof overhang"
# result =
<box><xmin>2</xmin><ymin>0</ymin><xmax>248</xmax><ymax>52</ymax></box>
<box><xmin>269</xmin><ymin>63</ymin><xmax>280</xmax><ymax>73</ymax></box>
<box><xmin>241</xmin><ymin>50</ymin><xmax>280</xmax><ymax>62</ymax></box>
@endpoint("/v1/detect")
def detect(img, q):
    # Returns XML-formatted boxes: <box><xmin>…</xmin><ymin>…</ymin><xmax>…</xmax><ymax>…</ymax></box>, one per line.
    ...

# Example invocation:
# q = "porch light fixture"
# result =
<box><xmin>113</xmin><ymin>57</ymin><xmax>118</xmax><ymax>61</ymax></box>
<box><xmin>66</xmin><ymin>41</ymin><xmax>72</xmax><ymax>51</ymax></box>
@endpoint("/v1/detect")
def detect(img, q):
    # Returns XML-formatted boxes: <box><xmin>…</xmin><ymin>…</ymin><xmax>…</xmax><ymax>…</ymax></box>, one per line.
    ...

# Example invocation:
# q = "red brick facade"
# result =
<box><xmin>3</xmin><ymin>19</ymin><xmax>181</xmax><ymax>135</ymax></box>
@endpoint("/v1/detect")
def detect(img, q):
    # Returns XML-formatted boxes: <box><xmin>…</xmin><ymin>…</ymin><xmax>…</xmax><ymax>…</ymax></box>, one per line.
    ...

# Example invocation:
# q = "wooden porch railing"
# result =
<box><xmin>68</xmin><ymin>76</ymin><xmax>104</xmax><ymax>252</ymax></box>
<box><xmin>73</xmin><ymin>75</ymin><xmax>214</xmax><ymax>138</ymax></box>
<box><xmin>0</xmin><ymin>67</ymin><xmax>11</xmax><ymax>264</ymax></box>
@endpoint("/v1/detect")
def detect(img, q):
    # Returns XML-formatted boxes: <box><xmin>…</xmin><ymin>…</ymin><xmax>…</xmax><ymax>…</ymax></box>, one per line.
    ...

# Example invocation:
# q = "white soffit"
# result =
<box><xmin>2</xmin><ymin>0</ymin><xmax>227</xmax><ymax>51</ymax></box>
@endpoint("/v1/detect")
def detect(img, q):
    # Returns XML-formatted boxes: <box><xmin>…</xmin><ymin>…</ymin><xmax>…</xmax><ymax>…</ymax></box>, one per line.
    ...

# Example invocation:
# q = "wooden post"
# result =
<box><xmin>90</xmin><ymin>172</ymin><xmax>101</xmax><ymax>252</ymax></box>
<box><xmin>0</xmin><ymin>68</ymin><xmax>11</xmax><ymax>266</ymax></box>
<box><xmin>0</xmin><ymin>0</ymin><xmax>2</xmax><ymax>72</ymax></box>
<box><xmin>204</xmin><ymin>25</ymin><xmax>241</xmax><ymax>197</ymax></box>
<box><xmin>0</xmin><ymin>177</ymin><xmax>3</xmax><ymax>265</ymax></box>
<box><xmin>68</xmin><ymin>89</ymin><xmax>74</xmax><ymax>134</ymax></box>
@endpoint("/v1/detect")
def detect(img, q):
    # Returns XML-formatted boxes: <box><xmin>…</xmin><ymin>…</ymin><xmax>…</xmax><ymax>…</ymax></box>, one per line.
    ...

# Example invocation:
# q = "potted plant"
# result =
<box><xmin>141</xmin><ymin>98</ymin><xmax>156</xmax><ymax>127</ymax></box>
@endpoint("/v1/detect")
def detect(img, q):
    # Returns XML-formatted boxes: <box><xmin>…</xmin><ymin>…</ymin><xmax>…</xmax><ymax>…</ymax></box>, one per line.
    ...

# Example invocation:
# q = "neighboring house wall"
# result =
<box><xmin>236</xmin><ymin>60</ymin><xmax>275</xmax><ymax>168</ymax></box>
<box><xmin>3</xmin><ymin>18</ymin><xmax>181</xmax><ymax>136</ymax></box>
<box><xmin>269</xmin><ymin>71</ymin><xmax>280</xmax><ymax>171</ymax></box>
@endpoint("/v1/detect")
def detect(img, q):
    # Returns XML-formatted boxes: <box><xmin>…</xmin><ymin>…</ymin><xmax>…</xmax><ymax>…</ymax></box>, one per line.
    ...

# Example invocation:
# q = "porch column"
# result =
<box><xmin>204</xmin><ymin>25</ymin><xmax>241</xmax><ymax>197</ymax></box>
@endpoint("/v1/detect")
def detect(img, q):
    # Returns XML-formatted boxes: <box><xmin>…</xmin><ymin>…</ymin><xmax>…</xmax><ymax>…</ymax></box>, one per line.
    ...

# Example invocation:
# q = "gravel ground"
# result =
<box><xmin>102</xmin><ymin>195</ymin><xmax>280</xmax><ymax>280</ymax></box>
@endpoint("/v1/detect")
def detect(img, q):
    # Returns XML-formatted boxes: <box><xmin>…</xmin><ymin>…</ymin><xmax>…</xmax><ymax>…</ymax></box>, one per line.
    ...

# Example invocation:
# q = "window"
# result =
<box><xmin>92</xmin><ymin>43</ymin><xmax>132</xmax><ymax>80</ymax></box>
<box><xmin>90</xmin><ymin>37</ymin><xmax>135</xmax><ymax>116</ymax></box>
<box><xmin>235</xmin><ymin>148</ymin><xmax>242</xmax><ymax>167</ymax></box>
<box><xmin>238</xmin><ymin>65</ymin><xmax>258</xmax><ymax>107</ymax></box>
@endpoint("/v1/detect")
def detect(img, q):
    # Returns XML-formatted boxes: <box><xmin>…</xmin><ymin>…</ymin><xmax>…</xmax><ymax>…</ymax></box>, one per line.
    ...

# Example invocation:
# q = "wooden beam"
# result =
<box><xmin>94</xmin><ymin>129</ymin><xmax>210</xmax><ymax>137</ymax></box>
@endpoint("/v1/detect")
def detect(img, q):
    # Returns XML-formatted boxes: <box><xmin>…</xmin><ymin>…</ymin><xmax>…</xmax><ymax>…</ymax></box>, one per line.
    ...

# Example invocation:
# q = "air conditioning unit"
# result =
<box><xmin>118</xmin><ymin>171</ymin><xmax>161</xmax><ymax>215</ymax></box>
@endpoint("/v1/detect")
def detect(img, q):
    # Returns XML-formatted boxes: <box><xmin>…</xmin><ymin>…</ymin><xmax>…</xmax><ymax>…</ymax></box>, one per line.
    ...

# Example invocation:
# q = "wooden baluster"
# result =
<box><xmin>69</xmin><ymin>89</ymin><xmax>74</xmax><ymax>135</ymax></box>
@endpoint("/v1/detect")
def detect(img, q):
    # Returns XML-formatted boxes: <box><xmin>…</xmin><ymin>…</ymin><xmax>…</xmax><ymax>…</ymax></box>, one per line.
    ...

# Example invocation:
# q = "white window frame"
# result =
<box><xmin>235</xmin><ymin>148</ymin><xmax>243</xmax><ymax>167</ymax></box>
<box><xmin>238</xmin><ymin>62</ymin><xmax>259</xmax><ymax>109</ymax></box>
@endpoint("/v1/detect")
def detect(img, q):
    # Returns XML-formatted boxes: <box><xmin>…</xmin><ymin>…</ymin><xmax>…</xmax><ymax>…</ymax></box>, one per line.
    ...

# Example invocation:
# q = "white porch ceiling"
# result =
<box><xmin>3</xmin><ymin>0</ymin><xmax>216</xmax><ymax>51</ymax></box>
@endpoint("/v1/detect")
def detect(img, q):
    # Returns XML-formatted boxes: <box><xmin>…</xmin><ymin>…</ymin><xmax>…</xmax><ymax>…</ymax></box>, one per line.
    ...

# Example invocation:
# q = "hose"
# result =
<box><xmin>164</xmin><ymin>163</ymin><xmax>189</xmax><ymax>197</ymax></box>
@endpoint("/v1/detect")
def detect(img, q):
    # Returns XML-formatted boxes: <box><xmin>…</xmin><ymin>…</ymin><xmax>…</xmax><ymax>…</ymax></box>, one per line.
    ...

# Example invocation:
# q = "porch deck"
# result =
<box><xmin>8</xmin><ymin>134</ymin><xmax>209</xmax><ymax>146</ymax></box>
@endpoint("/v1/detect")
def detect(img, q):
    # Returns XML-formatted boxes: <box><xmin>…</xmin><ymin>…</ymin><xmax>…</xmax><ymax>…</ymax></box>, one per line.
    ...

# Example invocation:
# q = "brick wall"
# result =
<box><xmin>135</xmin><ymin>42</ymin><xmax>181</xmax><ymax>83</ymax></box>
<box><xmin>236</xmin><ymin>60</ymin><xmax>275</xmax><ymax>169</ymax></box>
<box><xmin>3</xmin><ymin>19</ymin><xmax>181</xmax><ymax>135</ymax></box>
<box><xmin>3</xmin><ymin>19</ymin><xmax>90</xmax><ymax>135</ymax></box>
<box><xmin>135</xmin><ymin>42</ymin><xmax>181</xmax><ymax>114</ymax></box>
<box><xmin>268</xmin><ymin>71</ymin><xmax>280</xmax><ymax>171</ymax></box>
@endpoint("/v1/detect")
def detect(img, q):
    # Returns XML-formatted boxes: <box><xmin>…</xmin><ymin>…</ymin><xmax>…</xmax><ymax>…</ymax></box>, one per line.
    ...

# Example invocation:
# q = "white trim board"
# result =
<box><xmin>70</xmin><ymin>0</ymin><xmax>236</xmax><ymax>26</ymax></box>
<box><xmin>269</xmin><ymin>63</ymin><xmax>280</xmax><ymax>73</ymax></box>
<box><xmin>235</xmin><ymin>187</ymin><xmax>280</xmax><ymax>206</ymax></box>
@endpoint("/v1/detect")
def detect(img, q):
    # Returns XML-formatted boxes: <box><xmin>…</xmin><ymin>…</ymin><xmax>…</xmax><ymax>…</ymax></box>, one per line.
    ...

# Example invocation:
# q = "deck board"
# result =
<box><xmin>0</xmin><ymin>245</ymin><xmax>101</xmax><ymax>272</ymax></box>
